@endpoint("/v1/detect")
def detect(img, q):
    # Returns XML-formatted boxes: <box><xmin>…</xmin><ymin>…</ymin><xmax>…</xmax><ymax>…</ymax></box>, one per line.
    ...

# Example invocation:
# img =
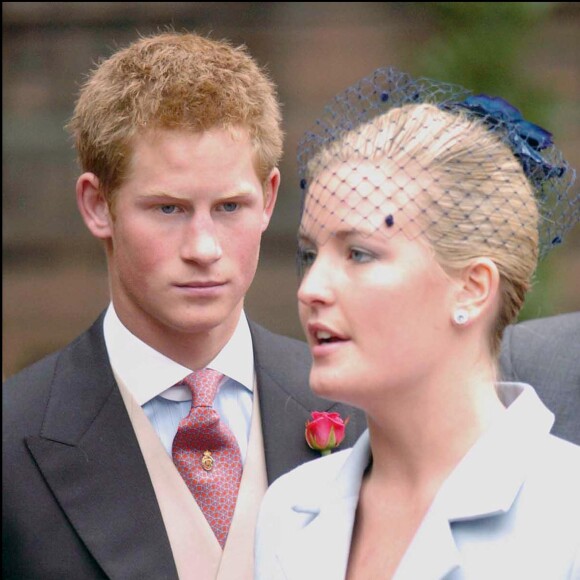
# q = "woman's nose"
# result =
<box><xmin>297</xmin><ymin>255</ymin><xmax>335</xmax><ymax>307</ymax></box>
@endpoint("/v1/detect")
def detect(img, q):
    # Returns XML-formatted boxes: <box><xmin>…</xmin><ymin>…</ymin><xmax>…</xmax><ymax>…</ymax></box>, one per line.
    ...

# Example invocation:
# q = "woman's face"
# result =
<box><xmin>297</xmin><ymin>161</ymin><xmax>460</xmax><ymax>408</ymax></box>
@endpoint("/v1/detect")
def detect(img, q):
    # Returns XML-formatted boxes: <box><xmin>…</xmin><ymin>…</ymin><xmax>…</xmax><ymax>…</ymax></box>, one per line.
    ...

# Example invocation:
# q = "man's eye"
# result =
<box><xmin>159</xmin><ymin>205</ymin><xmax>179</xmax><ymax>214</ymax></box>
<box><xmin>221</xmin><ymin>202</ymin><xmax>239</xmax><ymax>212</ymax></box>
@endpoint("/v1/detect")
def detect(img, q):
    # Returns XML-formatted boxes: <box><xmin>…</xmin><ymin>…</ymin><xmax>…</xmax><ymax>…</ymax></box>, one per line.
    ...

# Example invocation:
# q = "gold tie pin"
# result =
<box><xmin>201</xmin><ymin>450</ymin><xmax>214</xmax><ymax>471</ymax></box>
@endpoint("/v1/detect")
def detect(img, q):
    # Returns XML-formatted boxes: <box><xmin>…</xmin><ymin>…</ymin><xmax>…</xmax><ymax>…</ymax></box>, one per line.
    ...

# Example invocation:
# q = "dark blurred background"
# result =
<box><xmin>3</xmin><ymin>2</ymin><xmax>579</xmax><ymax>378</ymax></box>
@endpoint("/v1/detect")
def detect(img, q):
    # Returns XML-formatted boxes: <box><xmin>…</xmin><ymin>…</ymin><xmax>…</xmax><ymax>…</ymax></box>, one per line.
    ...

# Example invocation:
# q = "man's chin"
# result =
<box><xmin>166</xmin><ymin>304</ymin><xmax>241</xmax><ymax>335</ymax></box>
<box><xmin>169</xmin><ymin>317</ymin><xmax>227</xmax><ymax>335</ymax></box>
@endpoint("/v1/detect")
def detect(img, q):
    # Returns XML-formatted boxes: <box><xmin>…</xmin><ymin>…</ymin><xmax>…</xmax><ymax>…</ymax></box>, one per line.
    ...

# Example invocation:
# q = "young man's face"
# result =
<box><xmin>92</xmin><ymin>127</ymin><xmax>278</xmax><ymax>350</ymax></box>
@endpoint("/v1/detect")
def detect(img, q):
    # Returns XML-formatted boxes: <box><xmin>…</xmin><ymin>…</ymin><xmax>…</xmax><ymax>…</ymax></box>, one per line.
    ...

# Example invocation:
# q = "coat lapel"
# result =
<box><xmin>249</xmin><ymin>321</ymin><xmax>366</xmax><ymax>484</ymax></box>
<box><xmin>276</xmin><ymin>496</ymin><xmax>359</xmax><ymax>579</ymax></box>
<box><xmin>392</xmin><ymin>502</ymin><xmax>461</xmax><ymax>580</ymax></box>
<box><xmin>274</xmin><ymin>431</ymin><xmax>371</xmax><ymax>579</ymax></box>
<box><xmin>394</xmin><ymin>383</ymin><xmax>554</xmax><ymax>580</ymax></box>
<box><xmin>26</xmin><ymin>317</ymin><xmax>177</xmax><ymax>580</ymax></box>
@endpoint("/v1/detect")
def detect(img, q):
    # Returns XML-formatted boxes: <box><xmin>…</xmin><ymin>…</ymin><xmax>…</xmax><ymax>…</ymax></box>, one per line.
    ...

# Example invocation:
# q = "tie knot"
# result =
<box><xmin>181</xmin><ymin>368</ymin><xmax>224</xmax><ymax>407</ymax></box>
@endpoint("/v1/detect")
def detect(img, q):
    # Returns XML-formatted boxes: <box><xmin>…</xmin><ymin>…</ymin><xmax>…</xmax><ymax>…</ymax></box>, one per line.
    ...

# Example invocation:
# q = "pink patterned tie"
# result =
<box><xmin>171</xmin><ymin>369</ymin><xmax>243</xmax><ymax>548</ymax></box>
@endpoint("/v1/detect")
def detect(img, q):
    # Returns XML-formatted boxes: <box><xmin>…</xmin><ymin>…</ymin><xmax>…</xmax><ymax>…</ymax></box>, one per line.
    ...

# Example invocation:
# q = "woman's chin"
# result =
<box><xmin>309</xmin><ymin>372</ymin><xmax>348</xmax><ymax>403</ymax></box>
<box><xmin>309</xmin><ymin>373</ymin><xmax>333</xmax><ymax>396</ymax></box>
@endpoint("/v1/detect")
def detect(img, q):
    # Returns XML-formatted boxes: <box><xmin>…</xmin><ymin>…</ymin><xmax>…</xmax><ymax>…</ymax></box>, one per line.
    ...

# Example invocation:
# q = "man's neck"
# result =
<box><xmin>113</xmin><ymin>303</ymin><xmax>243</xmax><ymax>370</ymax></box>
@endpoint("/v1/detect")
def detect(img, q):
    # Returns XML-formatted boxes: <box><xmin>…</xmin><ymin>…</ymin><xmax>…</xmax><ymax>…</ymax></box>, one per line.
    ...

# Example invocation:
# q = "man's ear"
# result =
<box><xmin>76</xmin><ymin>172</ymin><xmax>113</xmax><ymax>240</ymax></box>
<box><xmin>261</xmin><ymin>167</ymin><xmax>280</xmax><ymax>232</ymax></box>
<box><xmin>453</xmin><ymin>258</ymin><xmax>500</xmax><ymax>325</ymax></box>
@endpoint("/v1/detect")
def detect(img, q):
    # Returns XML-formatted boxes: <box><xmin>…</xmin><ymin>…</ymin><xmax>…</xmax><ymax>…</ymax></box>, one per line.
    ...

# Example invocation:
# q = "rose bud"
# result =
<box><xmin>305</xmin><ymin>411</ymin><xmax>349</xmax><ymax>456</ymax></box>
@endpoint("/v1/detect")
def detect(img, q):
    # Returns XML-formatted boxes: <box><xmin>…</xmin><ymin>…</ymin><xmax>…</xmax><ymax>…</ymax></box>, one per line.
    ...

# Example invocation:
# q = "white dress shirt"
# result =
<box><xmin>103</xmin><ymin>303</ymin><xmax>255</xmax><ymax>462</ymax></box>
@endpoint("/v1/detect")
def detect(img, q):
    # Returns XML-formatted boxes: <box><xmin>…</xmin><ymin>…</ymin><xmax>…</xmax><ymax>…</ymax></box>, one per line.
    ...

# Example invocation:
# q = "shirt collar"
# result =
<box><xmin>103</xmin><ymin>303</ymin><xmax>254</xmax><ymax>405</ymax></box>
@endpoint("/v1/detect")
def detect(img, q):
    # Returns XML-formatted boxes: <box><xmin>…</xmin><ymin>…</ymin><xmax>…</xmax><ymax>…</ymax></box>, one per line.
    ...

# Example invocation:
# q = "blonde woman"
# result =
<box><xmin>255</xmin><ymin>69</ymin><xmax>580</xmax><ymax>579</ymax></box>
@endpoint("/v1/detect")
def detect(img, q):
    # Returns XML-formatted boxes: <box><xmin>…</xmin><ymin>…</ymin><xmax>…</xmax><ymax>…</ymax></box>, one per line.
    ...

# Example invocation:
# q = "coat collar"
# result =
<box><xmin>273</xmin><ymin>383</ymin><xmax>555</xmax><ymax>579</ymax></box>
<box><xmin>26</xmin><ymin>315</ymin><xmax>178</xmax><ymax>579</ymax></box>
<box><xmin>437</xmin><ymin>382</ymin><xmax>555</xmax><ymax>522</ymax></box>
<box><xmin>396</xmin><ymin>383</ymin><xmax>555</xmax><ymax>579</ymax></box>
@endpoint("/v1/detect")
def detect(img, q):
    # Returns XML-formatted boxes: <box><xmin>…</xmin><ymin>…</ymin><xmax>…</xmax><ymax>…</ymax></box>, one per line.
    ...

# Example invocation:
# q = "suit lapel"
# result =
<box><xmin>26</xmin><ymin>317</ymin><xmax>178</xmax><ymax>580</ymax></box>
<box><xmin>250</xmin><ymin>321</ymin><xmax>367</xmax><ymax>484</ymax></box>
<box><xmin>249</xmin><ymin>321</ymin><xmax>331</xmax><ymax>482</ymax></box>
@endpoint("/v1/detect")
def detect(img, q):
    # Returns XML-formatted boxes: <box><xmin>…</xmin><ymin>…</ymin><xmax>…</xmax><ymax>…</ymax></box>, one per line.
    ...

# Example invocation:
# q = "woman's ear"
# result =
<box><xmin>76</xmin><ymin>172</ymin><xmax>113</xmax><ymax>240</ymax></box>
<box><xmin>452</xmin><ymin>258</ymin><xmax>500</xmax><ymax>326</ymax></box>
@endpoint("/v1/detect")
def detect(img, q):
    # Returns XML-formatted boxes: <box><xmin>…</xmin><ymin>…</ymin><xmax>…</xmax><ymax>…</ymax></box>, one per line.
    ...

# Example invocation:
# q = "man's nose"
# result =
<box><xmin>180</xmin><ymin>215</ymin><xmax>223</xmax><ymax>264</ymax></box>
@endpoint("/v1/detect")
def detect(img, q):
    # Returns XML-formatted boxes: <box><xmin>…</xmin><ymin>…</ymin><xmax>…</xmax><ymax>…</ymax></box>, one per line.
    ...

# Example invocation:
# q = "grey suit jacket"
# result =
<box><xmin>2</xmin><ymin>314</ymin><xmax>365</xmax><ymax>579</ymax></box>
<box><xmin>499</xmin><ymin>311</ymin><xmax>580</xmax><ymax>445</ymax></box>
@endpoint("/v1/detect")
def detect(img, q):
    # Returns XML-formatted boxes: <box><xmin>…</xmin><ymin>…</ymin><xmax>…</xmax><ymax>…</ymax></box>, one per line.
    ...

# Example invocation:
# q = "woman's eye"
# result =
<box><xmin>349</xmin><ymin>248</ymin><xmax>373</xmax><ymax>263</ymax></box>
<box><xmin>298</xmin><ymin>247</ymin><xmax>317</xmax><ymax>267</ymax></box>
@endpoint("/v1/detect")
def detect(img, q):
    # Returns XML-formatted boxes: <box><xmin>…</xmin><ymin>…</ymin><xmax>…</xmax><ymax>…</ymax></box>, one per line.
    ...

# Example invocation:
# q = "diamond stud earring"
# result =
<box><xmin>453</xmin><ymin>309</ymin><xmax>469</xmax><ymax>325</ymax></box>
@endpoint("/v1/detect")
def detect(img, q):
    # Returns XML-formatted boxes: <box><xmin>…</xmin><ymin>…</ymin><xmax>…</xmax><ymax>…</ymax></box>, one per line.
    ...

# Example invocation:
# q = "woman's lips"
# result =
<box><xmin>307</xmin><ymin>322</ymin><xmax>349</xmax><ymax>356</ymax></box>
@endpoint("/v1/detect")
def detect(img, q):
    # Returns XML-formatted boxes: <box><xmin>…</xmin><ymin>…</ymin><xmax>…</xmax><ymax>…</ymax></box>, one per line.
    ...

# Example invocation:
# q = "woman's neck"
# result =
<box><xmin>365</xmin><ymin>362</ymin><xmax>505</xmax><ymax>491</ymax></box>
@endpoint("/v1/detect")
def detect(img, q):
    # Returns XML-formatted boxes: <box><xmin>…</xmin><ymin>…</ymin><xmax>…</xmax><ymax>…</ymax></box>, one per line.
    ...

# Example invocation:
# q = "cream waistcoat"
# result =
<box><xmin>117</xmin><ymin>374</ymin><xmax>267</xmax><ymax>580</ymax></box>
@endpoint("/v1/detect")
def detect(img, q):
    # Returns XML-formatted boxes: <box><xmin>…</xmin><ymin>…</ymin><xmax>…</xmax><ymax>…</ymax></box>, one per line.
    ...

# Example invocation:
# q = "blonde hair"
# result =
<box><xmin>67</xmin><ymin>31</ymin><xmax>283</xmax><ymax>209</ymax></box>
<box><xmin>308</xmin><ymin>103</ymin><xmax>539</xmax><ymax>355</ymax></box>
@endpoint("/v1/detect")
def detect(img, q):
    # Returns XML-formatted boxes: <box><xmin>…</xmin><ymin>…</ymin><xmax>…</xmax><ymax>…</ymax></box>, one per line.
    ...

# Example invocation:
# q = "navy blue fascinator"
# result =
<box><xmin>298</xmin><ymin>68</ymin><xmax>577</xmax><ymax>259</ymax></box>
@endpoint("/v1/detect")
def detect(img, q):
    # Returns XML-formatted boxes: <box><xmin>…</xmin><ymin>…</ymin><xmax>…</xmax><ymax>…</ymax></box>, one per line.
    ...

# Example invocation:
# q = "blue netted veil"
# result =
<box><xmin>297</xmin><ymin>67</ymin><xmax>577</xmax><ymax>261</ymax></box>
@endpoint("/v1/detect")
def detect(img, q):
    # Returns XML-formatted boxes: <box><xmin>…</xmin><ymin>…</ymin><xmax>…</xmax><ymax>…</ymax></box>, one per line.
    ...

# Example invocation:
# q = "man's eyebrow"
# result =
<box><xmin>135</xmin><ymin>186</ymin><xmax>259</xmax><ymax>200</ymax></box>
<box><xmin>136</xmin><ymin>190</ymin><xmax>184</xmax><ymax>199</ymax></box>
